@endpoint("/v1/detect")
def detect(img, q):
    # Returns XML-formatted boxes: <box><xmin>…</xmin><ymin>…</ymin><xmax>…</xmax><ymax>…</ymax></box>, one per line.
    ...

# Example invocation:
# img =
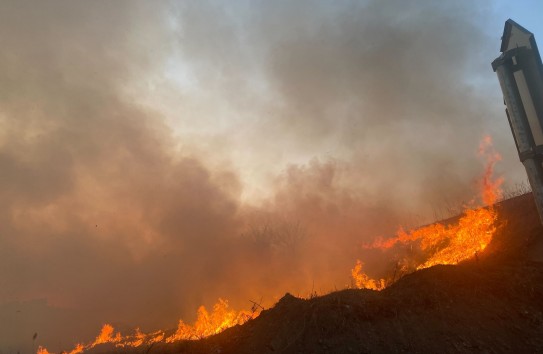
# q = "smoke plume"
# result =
<box><xmin>0</xmin><ymin>0</ymin><xmax>521</xmax><ymax>351</ymax></box>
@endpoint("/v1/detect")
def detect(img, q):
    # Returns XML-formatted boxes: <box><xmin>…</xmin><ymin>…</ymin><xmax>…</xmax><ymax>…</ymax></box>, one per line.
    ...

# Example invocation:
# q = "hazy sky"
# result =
<box><xmin>1</xmin><ymin>0</ymin><xmax>542</xmax><ymax>351</ymax></box>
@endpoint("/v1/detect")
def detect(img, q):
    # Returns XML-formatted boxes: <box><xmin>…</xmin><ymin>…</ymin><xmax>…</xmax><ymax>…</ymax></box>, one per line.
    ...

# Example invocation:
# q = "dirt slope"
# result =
<box><xmin>100</xmin><ymin>193</ymin><xmax>543</xmax><ymax>354</ymax></box>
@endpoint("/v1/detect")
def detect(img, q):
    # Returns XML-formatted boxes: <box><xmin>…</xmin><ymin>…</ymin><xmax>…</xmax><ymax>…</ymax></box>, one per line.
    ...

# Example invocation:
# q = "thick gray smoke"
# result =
<box><xmin>0</xmin><ymin>0</ymin><xmax>520</xmax><ymax>351</ymax></box>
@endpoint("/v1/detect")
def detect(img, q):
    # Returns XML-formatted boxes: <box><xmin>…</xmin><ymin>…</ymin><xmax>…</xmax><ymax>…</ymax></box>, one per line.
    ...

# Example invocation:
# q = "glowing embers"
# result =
<box><xmin>37</xmin><ymin>299</ymin><xmax>258</xmax><ymax>354</ymax></box>
<box><xmin>352</xmin><ymin>136</ymin><xmax>503</xmax><ymax>290</ymax></box>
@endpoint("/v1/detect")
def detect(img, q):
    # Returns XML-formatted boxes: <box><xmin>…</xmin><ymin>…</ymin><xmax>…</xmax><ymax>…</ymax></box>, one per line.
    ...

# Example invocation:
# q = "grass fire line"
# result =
<box><xmin>38</xmin><ymin>136</ymin><xmax>503</xmax><ymax>354</ymax></box>
<box><xmin>352</xmin><ymin>135</ymin><xmax>503</xmax><ymax>290</ymax></box>
<box><xmin>37</xmin><ymin>299</ymin><xmax>258</xmax><ymax>354</ymax></box>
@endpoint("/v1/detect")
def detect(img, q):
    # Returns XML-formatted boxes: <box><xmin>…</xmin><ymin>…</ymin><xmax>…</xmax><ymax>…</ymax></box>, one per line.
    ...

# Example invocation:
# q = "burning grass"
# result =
<box><xmin>38</xmin><ymin>137</ymin><xmax>505</xmax><ymax>353</ymax></box>
<box><xmin>37</xmin><ymin>299</ymin><xmax>258</xmax><ymax>354</ymax></box>
<box><xmin>352</xmin><ymin>136</ymin><xmax>503</xmax><ymax>289</ymax></box>
<box><xmin>165</xmin><ymin>299</ymin><xmax>257</xmax><ymax>342</ymax></box>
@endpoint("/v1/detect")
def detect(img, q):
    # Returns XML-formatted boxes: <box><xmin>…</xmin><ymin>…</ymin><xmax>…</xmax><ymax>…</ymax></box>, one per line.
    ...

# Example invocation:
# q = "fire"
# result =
<box><xmin>37</xmin><ymin>347</ymin><xmax>51</xmax><ymax>354</ymax></box>
<box><xmin>166</xmin><ymin>298</ymin><xmax>256</xmax><ymax>342</ymax></box>
<box><xmin>352</xmin><ymin>136</ymin><xmax>503</xmax><ymax>289</ymax></box>
<box><xmin>88</xmin><ymin>324</ymin><xmax>121</xmax><ymax>348</ymax></box>
<box><xmin>67</xmin><ymin>344</ymin><xmax>84</xmax><ymax>354</ymax></box>
<box><xmin>37</xmin><ymin>299</ymin><xmax>258</xmax><ymax>354</ymax></box>
<box><xmin>37</xmin><ymin>136</ymin><xmax>504</xmax><ymax>350</ymax></box>
<box><xmin>351</xmin><ymin>260</ymin><xmax>385</xmax><ymax>290</ymax></box>
<box><xmin>479</xmin><ymin>135</ymin><xmax>504</xmax><ymax>206</ymax></box>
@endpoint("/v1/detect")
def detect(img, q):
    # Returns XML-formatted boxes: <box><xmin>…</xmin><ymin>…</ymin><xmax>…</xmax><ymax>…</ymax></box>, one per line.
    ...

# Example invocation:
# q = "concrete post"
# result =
<box><xmin>492</xmin><ymin>19</ymin><xmax>543</xmax><ymax>224</ymax></box>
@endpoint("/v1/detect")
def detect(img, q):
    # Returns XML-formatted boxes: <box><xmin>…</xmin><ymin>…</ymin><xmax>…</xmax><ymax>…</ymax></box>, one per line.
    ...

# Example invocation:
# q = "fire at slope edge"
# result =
<box><xmin>37</xmin><ymin>299</ymin><xmax>259</xmax><ymax>354</ymax></box>
<box><xmin>352</xmin><ymin>136</ymin><xmax>504</xmax><ymax>290</ymax></box>
<box><xmin>37</xmin><ymin>136</ymin><xmax>503</xmax><ymax>353</ymax></box>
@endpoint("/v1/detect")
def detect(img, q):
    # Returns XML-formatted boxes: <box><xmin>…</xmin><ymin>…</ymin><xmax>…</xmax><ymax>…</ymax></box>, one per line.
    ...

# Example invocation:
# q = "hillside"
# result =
<box><xmin>94</xmin><ymin>193</ymin><xmax>543</xmax><ymax>354</ymax></box>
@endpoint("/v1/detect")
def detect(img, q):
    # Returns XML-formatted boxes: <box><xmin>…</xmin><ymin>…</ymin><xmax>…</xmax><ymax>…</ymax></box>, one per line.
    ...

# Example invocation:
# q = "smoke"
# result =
<box><xmin>0</xmin><ymin>0</ymin><xmax>520</xmax><ymax>351</ymax></box>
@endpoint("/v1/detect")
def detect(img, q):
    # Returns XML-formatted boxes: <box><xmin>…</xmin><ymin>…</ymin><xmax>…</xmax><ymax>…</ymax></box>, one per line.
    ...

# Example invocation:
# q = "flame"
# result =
<box><xmin>351</xmin><ymin>260</ymin><xmax>385</xmax><ymax>290</ymax></box>
<box><xmin>165</xmin><ymin>298</ymin><xmax>256</xmax><ymax>342</ymax></box>
<box><xmin>37</xmin><ymin>299</ymin><xmax>258</xmax><ymax>354</ymax></box>
<box><xmin>67</xmin><ymin>344</ymin><xmax>84</xmax><ymax>354</ymax></box>
<box><xmin>38</xmin><ymin>136</ymin><xmax>504</xmax><ymax>349</ymax></box>
<box><xmin>352</xmin><ymin>136</ymin><xmax>503</xmax><ymax>289</ymax></box>
<box><xmin>88</xmin><ymin>324</ymin><xmax>122</xmax><ymax>348</ymax></box>
<box><xmin>478</xmin><ymin>135</ymin><xmax>504</xmax><ymax>206</ymax></box>
<box><xmin>37</xmin><ymin>347</ymin><xmax>51</xmax><ymax>354</ymax></box>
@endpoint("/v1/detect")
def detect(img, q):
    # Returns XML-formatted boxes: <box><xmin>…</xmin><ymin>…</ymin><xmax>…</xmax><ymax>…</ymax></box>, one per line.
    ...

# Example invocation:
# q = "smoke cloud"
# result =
<box><xmin>0</xmin><ymin>0</ymin><xmax>521</xmax><ymax>351</ymax></box>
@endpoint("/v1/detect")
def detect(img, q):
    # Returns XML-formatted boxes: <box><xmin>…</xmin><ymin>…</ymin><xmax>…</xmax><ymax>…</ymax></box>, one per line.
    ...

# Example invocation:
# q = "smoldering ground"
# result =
<box><xmin>0</xmin><ymin>0</ymin><xmax>520</xmax><ymax>351</ymax></box>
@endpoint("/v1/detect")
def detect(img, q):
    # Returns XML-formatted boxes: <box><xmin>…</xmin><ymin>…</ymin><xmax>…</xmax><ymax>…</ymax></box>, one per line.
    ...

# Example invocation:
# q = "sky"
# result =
<box><xmin>1</xmin><ymin>0</ymin><xmax>542</xmax><ymax>351</ymax></box>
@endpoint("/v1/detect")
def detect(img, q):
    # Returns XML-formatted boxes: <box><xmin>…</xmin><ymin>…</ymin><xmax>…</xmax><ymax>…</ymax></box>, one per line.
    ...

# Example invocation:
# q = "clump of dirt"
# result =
<box><xmin>97</xmin><ymin>193</ymin><xmax>543</xmax><ymax>354</ymax></box>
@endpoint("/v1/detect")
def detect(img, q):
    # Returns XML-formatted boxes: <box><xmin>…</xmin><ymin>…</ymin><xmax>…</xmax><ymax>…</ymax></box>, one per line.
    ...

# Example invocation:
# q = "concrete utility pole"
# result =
<box><xmin>492</xmin><ymin>19</ymin><xmax>543</xmax><ymax>225</ymax></box>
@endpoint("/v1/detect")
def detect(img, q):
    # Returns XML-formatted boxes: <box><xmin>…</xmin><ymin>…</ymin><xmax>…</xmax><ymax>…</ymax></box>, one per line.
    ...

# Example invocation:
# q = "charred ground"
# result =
<box><xmin>95</xmin><ymin>193</ymin><xmax>543</xmax><ymax>354</ymax></box>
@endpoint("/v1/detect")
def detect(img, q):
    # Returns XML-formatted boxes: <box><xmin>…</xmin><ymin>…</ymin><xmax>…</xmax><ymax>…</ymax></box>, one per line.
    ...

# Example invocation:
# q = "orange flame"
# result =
<box><xmin>37</xmin><ymin>299</ymin><xmax>258</xmax><ymax>354</ymax></box>
<box><xmin>478</xmin><ymin>135</ymin><xmax>504</xmax><ymax>206</ymax></box>
<box><xmin>37</xmin><ymin>347</ymin><xmax>51</xmax><ymax>354</ymax></box>
<box><xmin>351</xmin><ymin>260</ymin><xmax>386</xmax><ymax>290</ymax></box>
<box><xmin>166</xmin><ymin>298</ymin><xmax>257</xmax><ymax>342</ymax></box>
<box><xmin>67</xmin><ymin>344</ymin><xmax>84</xmax><ymax>354</ymax></box>
<box><xmin>88</xmin><ymin>324</ymin><xmax>122</xmax><ymax>348</ymax></box>
<box><xmin>38</xmin><ymin>137</ymin><xmax>503</xmax><ymax>350</ymax></box>
<box><xmin>352</xmin><ymin>136</ymin><xmax>503</xmax><ymax>289</ymax></box>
